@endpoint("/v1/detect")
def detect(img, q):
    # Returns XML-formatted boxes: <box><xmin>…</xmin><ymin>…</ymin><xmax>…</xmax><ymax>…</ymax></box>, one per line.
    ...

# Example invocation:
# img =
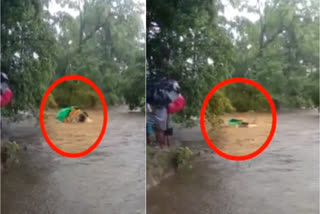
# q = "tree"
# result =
<box><xmin>226</xmin><ymin>0</ymin><xmax>319</xmax><ymax>107</ymax></box>
<box><xmin>1</xmin><ymin>0</ymin><xmax>57</xmax><ymax>119</ymax></box>
<box><xmin>53</xmin><ymin>0</ymin><xmax>145</xmax><ymax>106</ymax></box>
<box><xmin>147</xmin><ymin>0</ymin><xmax>234</xmax><ymax>120</ymax></box>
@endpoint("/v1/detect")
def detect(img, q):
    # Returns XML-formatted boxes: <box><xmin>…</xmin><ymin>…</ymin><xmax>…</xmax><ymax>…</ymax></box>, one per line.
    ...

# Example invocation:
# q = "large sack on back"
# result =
<box><xmin>147</xmin><ymin>78</ymin><xmax>180</xmax><ymax>107</ymax></box>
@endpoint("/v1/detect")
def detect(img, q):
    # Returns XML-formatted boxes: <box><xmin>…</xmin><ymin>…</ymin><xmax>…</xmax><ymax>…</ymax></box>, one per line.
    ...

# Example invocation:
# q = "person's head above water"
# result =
<box><xmin>78</xmin><ymin>112</ymin><xmax>87</xmax><ymax>122</ymax></box>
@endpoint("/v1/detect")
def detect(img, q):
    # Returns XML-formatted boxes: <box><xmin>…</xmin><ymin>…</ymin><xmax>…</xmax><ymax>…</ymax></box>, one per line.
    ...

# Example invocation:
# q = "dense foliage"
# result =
<box><xmin>148</xmin><ymin>0</ymin><xmax>319</xmax><ymax>122</ymax></box>
<box><xmin>229</xmin><ymin>0</ymin><xmax>319</xmax><ymax>108</ymax></box>
<box><xmin>51</xmin><ymin>80</ymin><xmax>100</xmax><ymax>108</ymax></box>
<box><xmin>1</xmin><ymin>0</ymin><xmax>145</xmax><ymax>119</ymax></box>
<box><xmin>53</xmin><ymin>0</ymin><xmax>145</xmax><ymax>106</ymax></box>
<box><xmin>147</xmin><ymin>0</ymin><xmax>234</xmax><ymax>120</ymax></box>
<box><xmin>1</xmin><ymin>0</ymin><xmax>56</xmax><ymax>119</ymax></box>
<box><xmin>224</xmin><ymin>84</ymin><xmax>270</xmax><ymax>112</ymax></box>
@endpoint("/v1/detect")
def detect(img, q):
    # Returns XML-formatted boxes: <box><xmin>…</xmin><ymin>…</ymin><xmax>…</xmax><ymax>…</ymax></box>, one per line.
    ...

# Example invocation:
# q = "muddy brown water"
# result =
<box><xmin>44</xmin><ymin>109</ymin><xmax>104</xmax><ymax>153</ymax></box>
<box><xmin>1</xmin><ymin>107</ymin><xmax>145</xmax><ymax>214</ymax></box>
<box><xmin>147</xmin><ymin>110</ymin><xmax>319</xmax><ymax>214</ymax></box>
<box><xmin>207</xmin><ymin>112</ymin><xmax>272</xmax><ymax>156</ymax></box>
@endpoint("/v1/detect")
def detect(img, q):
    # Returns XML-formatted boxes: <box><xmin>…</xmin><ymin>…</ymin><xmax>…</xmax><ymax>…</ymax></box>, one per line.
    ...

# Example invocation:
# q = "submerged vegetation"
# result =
<box><xmin>173</xmin><ymin>147</ymin><xmax>194</xmax><ymax>169</ymax></box>
<box><xmin>1</xmin><ymin>141</ymin><xmax>20</xmax><ymax>168</ymax></box>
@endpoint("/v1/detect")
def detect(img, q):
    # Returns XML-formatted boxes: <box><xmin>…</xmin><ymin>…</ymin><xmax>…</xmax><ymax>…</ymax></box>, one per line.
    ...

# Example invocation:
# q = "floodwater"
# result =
<box><xmin>207</xmin><ymin>112</ymin><xmax>272</xmax><ymax>156</ymax></box>
<box><xmin>147</xmin><ymin>110</ymin><xmax>319</xmax><ymax>214</ymax></box>
<box><xmin>44</xmin><ymin>109</ymin><xmax>104</xmax><ymax>153</ymax></box>
<box><xmin>1</xmin><ymin>107</ymin><xmax>145</xmax><ymax>214</ymax></box>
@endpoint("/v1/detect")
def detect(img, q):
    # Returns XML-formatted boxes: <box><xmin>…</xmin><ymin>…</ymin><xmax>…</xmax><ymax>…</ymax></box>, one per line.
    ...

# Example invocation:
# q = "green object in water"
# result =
<box><xmin>55</xmin><ymin>106</ymin><xmax>74</xmax><ymax>122</ymax></box>
<box><xmin>228</xmin><ymin>119</ymin><xmax>243</xmax><ymax>126</ymax></box>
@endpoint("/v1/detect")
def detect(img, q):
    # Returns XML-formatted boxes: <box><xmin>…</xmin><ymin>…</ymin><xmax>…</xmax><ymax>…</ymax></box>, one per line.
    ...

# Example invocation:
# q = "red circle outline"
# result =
<box><xmin>199</xmin><ymin>78</ymin><xmax>277</xmax><ymax>161</ymax></box>
<box><xmin>39</xmin><ymin>75</ymin><xmax>108</xmax><ymax>158</ymax></box>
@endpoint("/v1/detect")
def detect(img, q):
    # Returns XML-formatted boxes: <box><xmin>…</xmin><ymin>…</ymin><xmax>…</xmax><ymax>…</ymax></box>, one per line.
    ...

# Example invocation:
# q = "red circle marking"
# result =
<box><xmin>199</xmin><ymin>78</ymin><xmax>277</xmax><ymax>161</ymax></box>
<box><xmin>39</xmin><ymin>75</ymin><xmax>108</xmax><ymax>158</ymax></box>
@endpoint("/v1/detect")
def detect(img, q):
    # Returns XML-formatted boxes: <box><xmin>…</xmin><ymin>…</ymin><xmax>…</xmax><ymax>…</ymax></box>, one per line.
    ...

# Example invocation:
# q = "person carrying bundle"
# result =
<box><xmin>147</xmin><ymin>78</ymin><xmax>185</xmax><ymax>148</ymax></box>
<box><xmin>56</xmin><ymin>106</ymin><xmax>92</xmax><ymax>123</ymax></box>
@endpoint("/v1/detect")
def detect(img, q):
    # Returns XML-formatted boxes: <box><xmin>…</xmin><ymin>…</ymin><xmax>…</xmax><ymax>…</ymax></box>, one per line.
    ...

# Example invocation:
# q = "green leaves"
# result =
<box><xmin>1</xmin><ymin>0</ymin><xmax>56</xmax><ymax>118</ymax></box>
<box><xmin>148</xmin><ymin>0</ymin><xmax>234</xmax><ymax>120</ymax></box>
<box><xmin>231</xmin><ymin>0</ymin><xmax>319</xmax><ymax>107</ymax></box>
<box><xmin>2</xmin><ymin>0</ymin><xmax>145</xmax><ymax>119</ymax></box>
<box><xmin>54</xmin><ymin>0</ymin><xmax>144</xmax><ymax>107</ymax></box>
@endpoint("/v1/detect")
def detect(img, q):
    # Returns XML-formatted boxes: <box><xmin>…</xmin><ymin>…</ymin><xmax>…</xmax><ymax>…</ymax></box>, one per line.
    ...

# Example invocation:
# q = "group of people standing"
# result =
<box><xmin>146</xmin><ymin>78</ymin><xmax>185</xmax><ymax>148</ymax></box>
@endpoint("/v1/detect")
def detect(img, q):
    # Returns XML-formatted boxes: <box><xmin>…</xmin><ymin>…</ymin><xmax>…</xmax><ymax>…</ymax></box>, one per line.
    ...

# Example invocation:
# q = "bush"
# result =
<box><xmin>207</xmin><ymin>90</ymin><xmax>235</xmax><ymax>115</ymax></box>
<box><xmin>206</xmin><ymin>90</ymin><xmax>234</xmax><ymax>127</ymax></box>
<box><xmin>1</xmin><ymin>141</ymin><xmax>20</xmax><ymax>164</ymax></box>
<box><xmin>52</xmin><ymin>81</ymin><xmax>100</xmax><ymax>108</ymax></box>
<box><xmin>173</xmin><ymin>147</ymin><xmax>193</xmax><ymax>169</ymax></box>
<box><xmin>224</xmin><ymin>83</ymin><xmax>269</xmax><ymax>112</ymax></box>
<box><xmin>45</xmin><ymin>94</ymin><xmax>58</xmax><ymax>109</ymax></box>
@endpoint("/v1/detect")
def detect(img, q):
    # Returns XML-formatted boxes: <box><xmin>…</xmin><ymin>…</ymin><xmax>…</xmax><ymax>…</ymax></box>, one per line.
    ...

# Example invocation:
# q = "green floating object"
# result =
<box><xmin>55</xmin><ymin>106</ymin><xmax>75</xmax><ymax>122</ymax></box>
<box><xmin>228</xmin><ymin>118</ymin><xmax>243</xmax><ymax>126</ymax></box>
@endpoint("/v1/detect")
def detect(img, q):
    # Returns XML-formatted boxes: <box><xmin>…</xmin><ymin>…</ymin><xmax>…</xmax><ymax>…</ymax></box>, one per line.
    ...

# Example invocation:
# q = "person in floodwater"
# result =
<box><xmin>56</xmin><ymin>106</ymin><xmax>91</xmax><ymax>123</ymax></box>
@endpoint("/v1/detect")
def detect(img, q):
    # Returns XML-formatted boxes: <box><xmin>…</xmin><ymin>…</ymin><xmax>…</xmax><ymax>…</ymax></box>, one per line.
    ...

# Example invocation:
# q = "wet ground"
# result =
<box><xmin>44</xmin><ymin>109</ymin><xmax>104</xmax><ymax>153</ymax></box>
<box><xmin>147</xmin><ymin>110</ymin><xmax>319</xmax><ymax>214</ymax></box>
<box><xmin>1</xmin><ymin>106</ymin><xmax>145</xmax><ymax>214</ymax></box>
<box><xmin>207</xmin><ymin>112</ymin><xmax>272</xmax><ymax>156</ymax></box>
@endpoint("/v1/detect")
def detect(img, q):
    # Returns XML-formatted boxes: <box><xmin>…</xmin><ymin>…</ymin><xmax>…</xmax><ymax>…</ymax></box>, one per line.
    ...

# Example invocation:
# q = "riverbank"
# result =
<box><xmin>147</xmin><ymin>109</ymin><xmax>319</xmax><ymax>214</ymax></box>
<box><xmin>147</xmin><ymin>138</ymin><xmax>209</xmax><ymax>190</ymax></box>
<box><xmin>1</xmin><ymin>117</ymin><xmax>40</xmax><ymax>173</ymax></box>
<box><xmin>147</xmin><ymin>112</ymin><xmax>273</xmax><ymax>189</ymax></box>
<box><xmin>147</xmin><ymin>146</ymin><xmax>176</xmax><ymax>189</ymax></box>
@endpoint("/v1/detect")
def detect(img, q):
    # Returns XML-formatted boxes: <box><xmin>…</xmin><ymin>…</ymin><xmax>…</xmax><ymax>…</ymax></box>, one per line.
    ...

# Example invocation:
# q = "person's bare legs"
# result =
<box><xmin>155</xmin><ymin>126</ymin><xmax>165</xmax><ymax>149</ymax></box>
<box><xmin>166</xmin><ymin>135</ymin><xmax>170</xmax><ymax>147</ymax></box>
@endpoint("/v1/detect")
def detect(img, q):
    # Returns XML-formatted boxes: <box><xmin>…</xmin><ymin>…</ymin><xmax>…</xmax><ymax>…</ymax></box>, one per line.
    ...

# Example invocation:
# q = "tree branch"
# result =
<box><xmin>262</xmin><ymin>25</ymin><xmax>283</xmax><ymax>48</ymax></box>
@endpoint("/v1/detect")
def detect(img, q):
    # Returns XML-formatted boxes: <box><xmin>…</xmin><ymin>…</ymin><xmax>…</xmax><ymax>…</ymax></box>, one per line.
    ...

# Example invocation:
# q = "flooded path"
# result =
<box><xmin>1</xmin><ymin>107</ymin><xmax>145</xmax><ymax>214</ymax></box>
<box><xmin>147</xmin><ymin>110</ymin><xmax>319</xmax><ymax>214</ymax></box>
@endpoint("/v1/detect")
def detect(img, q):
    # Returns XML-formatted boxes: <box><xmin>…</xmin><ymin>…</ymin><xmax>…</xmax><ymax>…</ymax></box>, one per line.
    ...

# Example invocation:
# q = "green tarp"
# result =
<box><xmin>228</xmin><ymin>118</ymin><xmax>250</xmax><ymax>127</ymax></box>
<box><xmin>228</xmin><ymin>119</ymin><xmax>243</xmax><ymax>126</ymax></box>
<box><xmin>55</xmin><ymin>106</ymin><xmax>74</xmax><ymax>122</ymax></box>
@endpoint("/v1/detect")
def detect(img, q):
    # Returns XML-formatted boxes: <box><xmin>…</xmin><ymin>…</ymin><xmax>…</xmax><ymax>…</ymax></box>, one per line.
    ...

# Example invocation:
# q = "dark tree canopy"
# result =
<box><xmin>1</xmin><ymin>0</ymin><xmax>145</xmax><ymax>119</ymax></box>
<box><xmin>147</xmin><ymin>0</ymin><xmax>234</xmax><ymax>119</ymax></box>
<box><xmin>147</xmin><ymin>0</ymin><xmax>319</xmax><ymax>123</ymax></box>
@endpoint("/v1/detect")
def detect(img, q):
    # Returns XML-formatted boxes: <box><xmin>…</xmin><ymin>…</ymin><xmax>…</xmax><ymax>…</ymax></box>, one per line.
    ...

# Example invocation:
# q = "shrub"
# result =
<box><xmin>224</xmin><ymin>83</ymin><xmax>269</xmax><ymax>112</ymax></box>
<box><xmin>173</xmin><ymin>147</ymin><xmax>193</xmax><ymax>169</ymax></box>
<box><xmin>52</xmin><ymin>81</ymin><xmax>100</xmax><ymax>108</ymax></box>
<box><xmin>206</xmin><ymin>90</ymin><xmax>234</xmax><ymax>127</ymax></box>
<box><xmin>1</xmin><ymin>141</ymin><xmax>20</xmax><ymax>164</ymax></box>
<box><xmin>45</xmin><ymin>94</ymin><xmax>58</xmax><ymax>109</ymax></box>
